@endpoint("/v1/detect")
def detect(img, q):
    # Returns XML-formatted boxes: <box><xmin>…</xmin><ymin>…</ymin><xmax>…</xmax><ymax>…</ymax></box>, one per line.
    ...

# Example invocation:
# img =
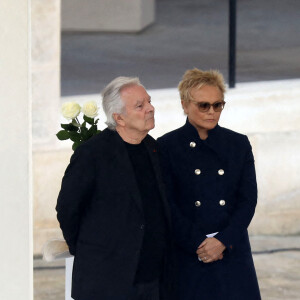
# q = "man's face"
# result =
<box><xmin>120</xmin><ymin>85</ymin><xmax>155</xmax><ymax>134</ymax></box>
<box><xmin>182</xmin><ymin>85</ymin><xmax>223</xmax><ymax>134</ymax></box>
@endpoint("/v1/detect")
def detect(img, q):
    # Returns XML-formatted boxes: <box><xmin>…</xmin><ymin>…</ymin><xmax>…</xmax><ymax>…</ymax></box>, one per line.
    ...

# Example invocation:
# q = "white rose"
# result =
<box><xmin>61</xmin><ymin>102</ymin><xmax>81</xmax><ymax>120</ymax></box>
<box><xmin>81</xmin><ymin>101</ymin><xmax>98</xmax><ymax>118</ymax></box>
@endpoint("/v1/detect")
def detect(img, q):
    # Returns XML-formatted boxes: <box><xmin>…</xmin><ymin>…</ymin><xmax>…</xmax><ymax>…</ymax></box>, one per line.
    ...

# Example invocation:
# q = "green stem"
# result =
<box><xmin>75</xmin><ymin>117</ymin><xmax>81</xmax><ymax>133</ymax></box>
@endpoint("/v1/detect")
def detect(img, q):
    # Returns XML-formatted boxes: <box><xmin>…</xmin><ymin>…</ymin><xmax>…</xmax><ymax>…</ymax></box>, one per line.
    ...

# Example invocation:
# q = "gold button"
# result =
<box><xmin>219</xmin><ymin>200</ymin><xmax>226</xmax><ymax>206</ymax></box>
<box><xmin>195</xmin><ymin>169</ymin><xmax>201</xmax><ymax>175</ymax></box>
<box><xmin>195</xmin><ymin>201</ymin><xmax>201</xmax><ymax>207</ymax></box>
<box><xmin>190</xmin><ymin>142</ymin><xmax>196</xmax><ymax>148</ymax></box>
<box><xmin>218</xmin><ymin>169</ymin><xmax>225</xmax><ymax>175</ymax></box>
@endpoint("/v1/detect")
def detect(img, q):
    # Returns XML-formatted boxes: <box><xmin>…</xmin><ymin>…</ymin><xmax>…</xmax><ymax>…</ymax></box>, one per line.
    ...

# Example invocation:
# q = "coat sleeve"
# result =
<box><xmin>56</xmin><ymin>144</ymin><xmax>96</xmax><ymax>255</ymax></box>
<box><xmin>158</xmin><ymin>141</ymin><xmax>207</xmax><ymax>254</ymax></box>
<box><xmin>216</xmin><ymin>136</ymin><xmax>257</xmax><ymax>251</ymax></box>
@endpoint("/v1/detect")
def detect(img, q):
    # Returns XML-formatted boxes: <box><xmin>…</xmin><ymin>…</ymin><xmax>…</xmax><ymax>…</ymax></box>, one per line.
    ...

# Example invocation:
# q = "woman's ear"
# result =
<box><xmin>181</xmin><ymin>100</ymin><xmax>189</xmax><ymax>115</ymax></box>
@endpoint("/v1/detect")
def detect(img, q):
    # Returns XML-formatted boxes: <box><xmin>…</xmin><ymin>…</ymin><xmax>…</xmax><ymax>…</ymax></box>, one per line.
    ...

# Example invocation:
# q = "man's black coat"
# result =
<box><xmin>56</xmin><ymin>128</ymin><xmax>174</xmax><ymax>300</ymax></box>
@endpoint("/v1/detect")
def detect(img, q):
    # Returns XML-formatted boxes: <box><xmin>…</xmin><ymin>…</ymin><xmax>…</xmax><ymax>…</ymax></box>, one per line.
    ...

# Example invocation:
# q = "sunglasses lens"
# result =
<box><xmin>198</xmin><ymin>102</ymin><xmax>210</xmax><ymax>111</ymax></box>
<box><xmin>192</xmin><ymin>101</ymin><xmax>225</xmax><ymax>112</ymax></box>
<box><xmin>213</xmin><ymin>102</ymin><xmax>224</xmax><ymax>111</ymax></box>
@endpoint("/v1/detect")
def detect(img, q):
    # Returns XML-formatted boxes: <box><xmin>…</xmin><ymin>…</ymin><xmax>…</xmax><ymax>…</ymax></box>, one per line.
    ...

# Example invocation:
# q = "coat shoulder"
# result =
<box><xmin>218</xmin><ymin>126</ymin><xmax>249</xmax><ymax>146</ymax></box>
<box><xmin>218</xmin><ymin>126</ymin><xmax>245</xmax><ymax>137</ymax></box>
<box><xmin>76</xmin><ymin>128</ymin><xmax>115</xmax><ymax>152</ymax></box>
<box><xmin>145</xmin><ymin>133</ymin><xmax>157</xmax><ymax>145</ymax></box>
<box><xmin>76</xmin><ymin>129</ymin><xmax>158</xmax><ymax>159</ymax></box>
<box><xmin>68</xmin><ymin>129</ymin><xmax>119</xmax><ymax>165</ymax></box>
<box><xmin>157</xmin><ymin>125</ymin><xmax>249</xmax><ymax>145</ymax></box>
<box><xmin>157</xmin><ymin>126</ymin><xmax>184</xmax><ymax>147</ymax></box>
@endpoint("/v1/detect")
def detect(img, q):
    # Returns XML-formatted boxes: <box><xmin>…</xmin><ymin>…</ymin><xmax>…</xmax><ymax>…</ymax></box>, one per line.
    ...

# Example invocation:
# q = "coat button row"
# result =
<box><xmin>219</xmin><ymin>200</ymin><xmax>226</xmax><ymax>206</ymax></box>
<box><xmin>194</xmin><ymin>169</ymin><xmax>225</xmax><ymax>175</ymax></box>
<box><xmin>195</xmin><ymin>169</ymin><xmax>201</xmax><ymax>175</ymax></box>
<box><xmin>195</xmin><ymin>200</ymin><xmax>226</xmax><ymax>207</ymax></box>
<box><xmin>218</xmin><ymin>169</ymin><xmax>225</xmax><ymax>175</ymax></box>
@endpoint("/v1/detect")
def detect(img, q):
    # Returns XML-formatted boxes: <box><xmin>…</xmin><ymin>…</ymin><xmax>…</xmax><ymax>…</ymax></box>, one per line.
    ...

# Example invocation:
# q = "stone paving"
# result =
<box><xmin>34</xmin><ymin>235</ymin><xmax>300</xmax><ymax>300</ymax></box>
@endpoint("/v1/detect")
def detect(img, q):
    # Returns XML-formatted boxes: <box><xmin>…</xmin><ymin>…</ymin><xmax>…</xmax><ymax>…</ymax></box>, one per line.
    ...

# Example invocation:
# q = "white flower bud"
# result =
<box><xmin>61</xmin><ymin>102</ymin><xmax>81</xmax><ymax>120</ymax></box>
<box><xmin>81</xmin><ymin>101</ymin><xmax>98</xmax><ymax>118</ymax></box>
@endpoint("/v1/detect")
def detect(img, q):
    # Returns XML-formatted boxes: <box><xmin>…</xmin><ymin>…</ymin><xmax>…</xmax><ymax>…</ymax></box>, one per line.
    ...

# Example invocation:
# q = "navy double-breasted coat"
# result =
<box><xmin>56</xmin><ymin>128</ymin><xmax>175</xmax><ymax>300</ymax></box>
<box><xmin>157</xmin><ymin>120</ymin><xmax>261</xmax><ymax>300</ymax></box>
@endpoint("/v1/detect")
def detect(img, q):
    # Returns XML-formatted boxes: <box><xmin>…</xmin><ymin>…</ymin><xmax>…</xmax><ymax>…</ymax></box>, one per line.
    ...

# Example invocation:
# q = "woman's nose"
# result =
<box><xmin>207</xmin><ymin>105</ymin><xmax>214</xmax><ymax>114</ymax></box>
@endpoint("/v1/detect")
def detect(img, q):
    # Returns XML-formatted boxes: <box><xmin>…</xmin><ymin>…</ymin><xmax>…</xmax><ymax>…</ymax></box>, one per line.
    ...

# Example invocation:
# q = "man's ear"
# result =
<box><xmin>113</xmin><ymin>113</ymin><xmax>125</xmax><ymax>127</ymax></box>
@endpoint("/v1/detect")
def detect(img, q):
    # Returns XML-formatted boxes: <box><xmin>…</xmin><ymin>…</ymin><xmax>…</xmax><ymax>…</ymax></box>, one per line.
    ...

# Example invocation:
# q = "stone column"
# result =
<box><xmin>31</xmin><ymin>0</ymin><xmax>61</xmax><ymax>254</ymax></box>
<box><xmin>0</xmin><ymin>1</ymin><xmax>33</xmax><ymax>299</ymax></box>
<box><xmin>31</xmin><ymin>0</ymin><xmax>61</xmax><ymax>149</ymax></box>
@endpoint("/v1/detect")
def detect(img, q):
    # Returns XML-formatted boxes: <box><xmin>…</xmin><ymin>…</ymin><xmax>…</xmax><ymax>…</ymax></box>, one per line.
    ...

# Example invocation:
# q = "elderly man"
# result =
<box><xmin>56</xmin><ymin>77</ymin><xmax>174</xmax><ymax>300</ymax></box>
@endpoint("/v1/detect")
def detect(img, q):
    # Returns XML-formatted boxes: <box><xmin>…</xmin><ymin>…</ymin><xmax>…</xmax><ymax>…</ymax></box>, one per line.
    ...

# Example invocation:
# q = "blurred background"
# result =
<box><xmin>29</xmin><ymin>0</ymin><xmax>300</xmax><ymax>299</ymax></box>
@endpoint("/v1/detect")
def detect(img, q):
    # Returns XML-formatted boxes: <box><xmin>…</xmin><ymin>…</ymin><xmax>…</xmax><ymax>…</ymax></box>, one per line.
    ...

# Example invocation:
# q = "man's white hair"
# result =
<box><xmin>101</xmin><ymin>76</ymin><xmax>142</xmax><ymax>130</ymax></box>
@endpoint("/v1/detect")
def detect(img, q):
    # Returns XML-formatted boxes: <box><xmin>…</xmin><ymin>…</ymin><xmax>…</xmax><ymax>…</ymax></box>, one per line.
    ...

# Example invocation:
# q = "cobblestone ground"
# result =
<box><xmin>34</xmin><ymin>236</ymin><xmax>300</xmax><ymax>300</ymax></box>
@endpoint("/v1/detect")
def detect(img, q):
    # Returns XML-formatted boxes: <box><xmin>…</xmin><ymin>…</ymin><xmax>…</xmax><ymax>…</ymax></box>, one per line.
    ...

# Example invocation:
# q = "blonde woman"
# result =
<box><xmin>158</xmin><ymin>69</ymin><xmax>261</xmax><ymax>300</ymax></box>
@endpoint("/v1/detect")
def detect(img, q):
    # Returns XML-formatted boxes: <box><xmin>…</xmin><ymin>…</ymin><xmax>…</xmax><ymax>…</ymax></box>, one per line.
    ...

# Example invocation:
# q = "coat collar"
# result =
<box><xmin>181</xmin><ymin>118</ymin><xmax>227</xmax><ymax>163</ymax></box>
<box><xmin>182</xmin><ymin>118</ymin><xmax>221</xmax><ymax>143</ymax></box>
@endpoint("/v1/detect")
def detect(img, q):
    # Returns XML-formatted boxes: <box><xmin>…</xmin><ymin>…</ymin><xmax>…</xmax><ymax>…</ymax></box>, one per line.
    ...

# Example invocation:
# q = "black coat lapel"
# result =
<box><xmin>144</xmin><ymin>135</ymin><xmax>172</xmax><ymax>228</ymax></box>
<box><xmin>103</xmin><ymin>129</ymin><xmax>144</xmax><ymax>217</ymax></box>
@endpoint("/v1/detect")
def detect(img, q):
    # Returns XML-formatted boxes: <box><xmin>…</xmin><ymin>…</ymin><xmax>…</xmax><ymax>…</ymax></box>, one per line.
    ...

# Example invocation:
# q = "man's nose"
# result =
<box><xmin>147</xmin><ymin>102</ymin><xmax>155</xmax><ymax>112</ymax></box>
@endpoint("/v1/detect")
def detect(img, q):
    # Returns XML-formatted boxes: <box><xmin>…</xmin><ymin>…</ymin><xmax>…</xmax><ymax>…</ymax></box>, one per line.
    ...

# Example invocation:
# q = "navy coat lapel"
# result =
<box><xmin>182</xmin><ymin>119</ymin><xmax>229</xmax><ymax>168</ymax></box>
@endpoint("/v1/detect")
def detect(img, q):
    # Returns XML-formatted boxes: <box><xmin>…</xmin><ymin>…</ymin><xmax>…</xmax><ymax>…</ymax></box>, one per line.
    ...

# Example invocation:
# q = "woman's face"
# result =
<box><xmin>182</xmin><ymin>85</ymin><xmax>224</xmax><ymax>137</ymax></box>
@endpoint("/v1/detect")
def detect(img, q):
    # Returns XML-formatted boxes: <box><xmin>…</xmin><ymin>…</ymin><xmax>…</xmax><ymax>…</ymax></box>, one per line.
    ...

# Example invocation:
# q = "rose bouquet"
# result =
<box><xmin>56</xmin><ymin>101</ymin><xmax>101</xmax><ymax>150</ymax></box>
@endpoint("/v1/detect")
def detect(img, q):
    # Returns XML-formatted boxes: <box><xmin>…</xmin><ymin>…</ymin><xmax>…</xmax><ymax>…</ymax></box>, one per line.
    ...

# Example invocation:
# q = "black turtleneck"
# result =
<box><xmin>124</xmin><ymin>141</ymin><xmax>167</xmax><ymax>284</ymax></box>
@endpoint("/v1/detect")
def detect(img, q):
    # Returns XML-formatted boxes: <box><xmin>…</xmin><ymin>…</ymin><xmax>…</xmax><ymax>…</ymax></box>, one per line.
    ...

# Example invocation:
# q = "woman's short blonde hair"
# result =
<box><xmin>178</xmin><ymin>68</ymin><xmax>226</xmax><ymax>102</ymax></box>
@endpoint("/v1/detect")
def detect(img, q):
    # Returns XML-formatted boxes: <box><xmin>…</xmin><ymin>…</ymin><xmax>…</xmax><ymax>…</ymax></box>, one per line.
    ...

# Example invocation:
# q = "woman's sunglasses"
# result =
<box><xmin>189</xmin><ymin>100</ymin><xmax>226</xmax><ymax>112</ymax></box>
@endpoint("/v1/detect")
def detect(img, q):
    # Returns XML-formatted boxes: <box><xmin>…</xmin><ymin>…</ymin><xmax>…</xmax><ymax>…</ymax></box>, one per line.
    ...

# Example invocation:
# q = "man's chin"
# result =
<box><xmin>147</xmin><ymin>120</ymin><xmax>155</xmax><ymax>130</ymax></box>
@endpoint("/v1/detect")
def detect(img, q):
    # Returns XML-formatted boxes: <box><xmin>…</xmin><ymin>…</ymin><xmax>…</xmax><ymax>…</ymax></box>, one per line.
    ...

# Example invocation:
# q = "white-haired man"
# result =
<box><xmin>56</xmin><ymin>77</ymin><xmax>175</xmax><ymax>300</ymax></box>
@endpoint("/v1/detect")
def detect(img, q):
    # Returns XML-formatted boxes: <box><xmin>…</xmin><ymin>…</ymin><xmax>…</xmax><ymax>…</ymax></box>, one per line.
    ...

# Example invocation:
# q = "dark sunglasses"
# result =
<box><xmin>190</xmin><ymin>100</ymin><xmax>226</xmax><ymax>112</ymax></box>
